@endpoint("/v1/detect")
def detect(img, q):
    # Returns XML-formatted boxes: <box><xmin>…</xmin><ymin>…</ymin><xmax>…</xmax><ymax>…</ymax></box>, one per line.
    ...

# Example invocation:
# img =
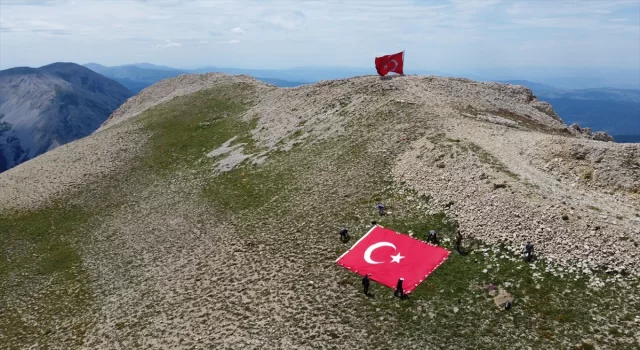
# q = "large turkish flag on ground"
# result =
<box><xmin>336</xmin><ymin>225</ymin><xmax>449</xmax><ymax>294</ymax></box>
<box><xmin>375</xmin><ymin>51</ymin><xmax>404</xmax><ymax>76</ymax></box>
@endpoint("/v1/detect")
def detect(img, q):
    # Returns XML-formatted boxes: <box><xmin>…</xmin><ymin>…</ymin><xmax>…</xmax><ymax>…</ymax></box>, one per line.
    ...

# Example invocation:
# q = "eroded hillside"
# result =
<box><xmin>1</xmin><ymin>74</ymin><xmax>638</xmax><ymax>349</ymax></box>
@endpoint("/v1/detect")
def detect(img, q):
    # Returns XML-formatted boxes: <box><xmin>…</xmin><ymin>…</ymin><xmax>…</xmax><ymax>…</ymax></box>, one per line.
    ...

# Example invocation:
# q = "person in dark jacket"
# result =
<box><xmin>339</xmin><ymin>228</ymin><xmax>349</xmax><ymax>241</ymax></box>
<box><xmin>362</xmin><ymin>273</ymin><xmax>371</xmax><ymax>295</ymax></box>
<box><xmin>455</xmin><ymin>230</ymin><xmax>463</xmax><ymax>253</ymax></box>
<box><xmin>524</xmin><ymin>242</ymin><xmax>534</xmax><ymax>262</ymax></box>
<box><xmin>428</xmin><ymin>230</ymin><xmax>438</xmax><ymax>245</ymax></box>
<box><xmin>394</xmin><ymin>278</ymin><xmax>404</xmax><ymax>297</ymax></box>
<box><xmin>376</xmin><ymin>203</ymin><xmax>386</xmax><ymax>216</ymax></box>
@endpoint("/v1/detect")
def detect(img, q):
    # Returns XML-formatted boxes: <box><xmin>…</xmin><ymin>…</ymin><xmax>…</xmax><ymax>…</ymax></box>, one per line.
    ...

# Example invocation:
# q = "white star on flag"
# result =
<box><xmin>390</xmin><ymin>252</ymin><xmax>405</xmax><ymax>263</ymax></box>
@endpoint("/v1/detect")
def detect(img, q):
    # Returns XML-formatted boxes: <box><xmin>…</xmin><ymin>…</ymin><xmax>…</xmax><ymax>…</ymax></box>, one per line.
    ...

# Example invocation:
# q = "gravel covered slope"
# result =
<box><xmin>2</xmin><ymin>73</ymin><xmax>639</xmax><ymax>349</ymax></box>
<box><xmin>5</xmin><ymin>73</ymin><xmax>639</xmax><ymax>273</ymax></box>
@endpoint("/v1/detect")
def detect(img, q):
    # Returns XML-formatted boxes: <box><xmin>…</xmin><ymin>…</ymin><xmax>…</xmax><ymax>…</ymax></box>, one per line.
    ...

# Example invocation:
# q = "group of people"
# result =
<box><xmin>361</xmin><ymin>274</ymin><xmax>406</xmax><ymax>298</ymax></box>
<box><xmin>341</xmin><ymin>202</ymin><xmax>536</xmax><ymax>297</ymax></box>
<box><xmin>428</xmin><ymin>229</ymin><xmax>464</xmax><ymax>254</ymax></box>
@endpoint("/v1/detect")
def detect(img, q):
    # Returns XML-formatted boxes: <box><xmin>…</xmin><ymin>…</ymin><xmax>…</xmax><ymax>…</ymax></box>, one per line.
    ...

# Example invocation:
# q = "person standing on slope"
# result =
<box><xmin>362</xmin><ymin>273</ymin><xmax>371</xmax><ymax>296</ymax></box>
<box><xmin>523</xmin><ymin>242</ymin><xmax>534</xmax><ymax>262</ymax></box>
<box><xmin>339</xmin><ymin>228</ymin><xmax>350</xmax><ymax>241</ymax></box>
<box><xmin>376</xmin><ymin>203</ymin><xmax>386</xmax><ymax>216</ymax></box>
<box><xmin>428</xmin><ymin>230</ymin><xmax>438</xmax><ymax>245</ymax></box>
<box><xmin>455</xmin><ymin>230</ymin><xmax>463</xmax><ymax>253</ymax></box>
<box><xmin>394</xmin><ymin>278</ymin><xmax>405</xmax><ymax>297</ymax></box>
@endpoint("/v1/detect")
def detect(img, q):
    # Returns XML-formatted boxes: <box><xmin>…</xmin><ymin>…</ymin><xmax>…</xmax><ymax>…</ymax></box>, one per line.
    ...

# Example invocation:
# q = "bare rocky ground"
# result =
<box><xmin>0</xmin><ymin>122</ymin><xmax>147</xmax><ymax>211</ymax></box>
<box><xmin>1</xmin><ymin>74</ymin><xmax>639</xmax><ymax>349</ymax></box>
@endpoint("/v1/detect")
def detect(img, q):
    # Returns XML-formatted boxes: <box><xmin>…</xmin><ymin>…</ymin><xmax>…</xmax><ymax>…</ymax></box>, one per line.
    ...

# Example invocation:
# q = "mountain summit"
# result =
<box><xmin>1</xmin><ymin>73</ymin><xmax>638</xmax><ymax>349</ymax></box>
<box><xmin>0</xmin><ymin>62</ymin><xmax>132</xmax><ymax>172</ymax></box>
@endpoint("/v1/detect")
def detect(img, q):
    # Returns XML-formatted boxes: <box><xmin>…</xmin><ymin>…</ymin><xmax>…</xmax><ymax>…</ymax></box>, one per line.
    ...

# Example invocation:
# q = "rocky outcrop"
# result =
<box><xmin>568</xmin><ymin>123</ymin><xmax>615</xmax><ymax>142</ymax></box>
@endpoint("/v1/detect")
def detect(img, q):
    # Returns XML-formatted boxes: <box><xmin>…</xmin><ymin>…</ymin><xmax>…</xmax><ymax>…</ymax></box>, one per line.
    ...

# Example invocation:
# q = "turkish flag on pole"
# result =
<box><xmin>336</xmin><ymin>225</ymin><xmax>449</xmax><ymax>294</ymax></box>
<box><xmin>375</xmin><ymin>51</ymin><xmax>404</xmax><ymax>76</ymax></box>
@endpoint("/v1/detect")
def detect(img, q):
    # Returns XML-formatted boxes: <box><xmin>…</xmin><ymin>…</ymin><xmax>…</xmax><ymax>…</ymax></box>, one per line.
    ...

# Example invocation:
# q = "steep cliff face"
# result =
<box><xmin>0</xmin><ymin>63</ymin><xmax>132</xmax><ymax>172</ymax></box>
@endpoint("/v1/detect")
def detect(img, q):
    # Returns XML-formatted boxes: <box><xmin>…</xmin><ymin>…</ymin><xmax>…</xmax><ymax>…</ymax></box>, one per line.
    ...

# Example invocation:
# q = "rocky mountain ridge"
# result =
<box><xmin>1</xmin><ymin>73</ymin><xmax>638</xmax><ymax>349</ymax></box>
<box><xmin>7</xmin><ymin>73</ymin><xmax>639</xmax><ymax>274</ymax></box>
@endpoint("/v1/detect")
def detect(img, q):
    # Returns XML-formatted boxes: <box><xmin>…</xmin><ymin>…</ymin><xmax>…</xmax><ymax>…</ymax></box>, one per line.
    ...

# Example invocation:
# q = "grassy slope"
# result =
<box><xmin>1</xmin><ymin>83</ymin><xmax>638</xmax><ymax>349</ymax></box>
<box><xmin>0</xmin><ymin>204</ymin><xmax>94</xmax><ymax>347</ymax></box>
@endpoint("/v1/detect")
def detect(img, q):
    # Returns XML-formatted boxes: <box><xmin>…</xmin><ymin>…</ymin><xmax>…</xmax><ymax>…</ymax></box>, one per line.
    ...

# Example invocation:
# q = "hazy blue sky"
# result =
<box><xmin>1</xmin><ymin>0</ymin><xmax>639</xmax><ymax>72</ymax></box>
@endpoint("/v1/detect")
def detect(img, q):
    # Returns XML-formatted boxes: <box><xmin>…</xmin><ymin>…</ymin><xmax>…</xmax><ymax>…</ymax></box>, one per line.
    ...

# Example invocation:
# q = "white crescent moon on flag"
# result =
<box><xmin>364</xmin><ymin>242</ymin><xmax>396</xmax><ymax>264</ymax></box>
<box><xmin>388</xmin><ymin>59</ymin><xmax>398</xmax><ymax>71</ymax></box>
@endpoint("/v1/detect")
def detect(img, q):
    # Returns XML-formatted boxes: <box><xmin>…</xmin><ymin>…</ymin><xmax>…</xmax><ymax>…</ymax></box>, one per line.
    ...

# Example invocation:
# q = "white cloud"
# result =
<box><xmin>155</xmin><ymin>40</ymin><xmax>182</xmax><ymax>48</ymax></box>
<box><xmin>505</xmin><ymin>0</ymin><xmax>637</xmax><ymax>16</ymax></box>
<box><xmin>0</xmin><ymin>20</ymin><xmax>18</xmax><ymax>32</ymax></box>
<box><xmin>217</xmin><ymin>39</ymin><xmax>239</xmax><ymax>44</ymax></box>
<box><xmin>260</xmin><ymin>10</ymin><xmax>305</xmax><ymax>30</ymax></box>
<box><xmin>0</xmin><ymin>0</ymin><xmax>638</xmax><ymax>73</ymax></box>
<box><xmin>510</xmin><ymin>17</ymin><xmax>598</xmax><ymax>29</ymax></box>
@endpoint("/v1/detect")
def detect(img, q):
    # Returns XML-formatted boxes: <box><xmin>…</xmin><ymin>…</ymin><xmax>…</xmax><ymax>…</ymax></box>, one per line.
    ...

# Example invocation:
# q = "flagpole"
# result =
<box><xmin>402</xmin><ymin>50</ymin><xmax>405</xmax><ymax>76</ymax></box>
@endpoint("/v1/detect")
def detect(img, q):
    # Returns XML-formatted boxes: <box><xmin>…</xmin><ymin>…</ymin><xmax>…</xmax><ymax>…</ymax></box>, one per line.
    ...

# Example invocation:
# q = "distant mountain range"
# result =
<box><xmin>84</xmin><ymin>63</ymin><xmax>308</xmax><ymax>93</ymax></box>
<box><xmin>84</xmin><ymin>63</ymin><xmax>187</xmax><ymax>93</ymax></box>
<box><xmin>0</xmin><ymin>62</ymin><xmax>132</xmax><ymax>172</ymax></box>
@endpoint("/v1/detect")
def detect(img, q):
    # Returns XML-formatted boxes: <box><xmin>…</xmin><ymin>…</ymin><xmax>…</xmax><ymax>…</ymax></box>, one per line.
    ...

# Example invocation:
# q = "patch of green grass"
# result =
<box><xmin>0</xmin><ymin>204</ymin><xmax>94</xmax><ymax>348</ymax></box>
<box><xmin>202</xmin><ymin>162</ymin><xmax>295</xmax><ymax>214</ymax></box>
<box><xmin>138</xmin><ymin>85</ymin><xmax>256</xmax><ymax>174</ymax></box>
<box><xmin>464</xmin><ymin>141</ymin><xmax>520</xmax><ymax>179</ymax></box>
<box><xmin>134</xmin><ymin>84</ymin><xmax>295</xmax><ymax>215</ymax></box>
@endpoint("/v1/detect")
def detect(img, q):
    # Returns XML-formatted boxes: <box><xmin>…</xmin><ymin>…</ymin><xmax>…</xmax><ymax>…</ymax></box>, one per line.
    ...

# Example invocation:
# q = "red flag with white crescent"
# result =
<box><xmin>375</xmin><ymin>51</ymin><xmax>404</xmax><ymax>76</ymax></box>
<box><xmin>336</xmin><ymin>225</ymin><xmax>449</xmax><ymax>294</ymax></box>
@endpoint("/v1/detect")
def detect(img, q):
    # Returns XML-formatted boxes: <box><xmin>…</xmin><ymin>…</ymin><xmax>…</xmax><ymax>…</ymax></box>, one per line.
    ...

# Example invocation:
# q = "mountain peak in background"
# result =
<box><xmin>128</xmin><ymin>62</ymin><xmax>183</xmax><ymax>71</ymax></box>
<box><xmin>0</xmin><ymin>62</ymin><xmax>132</xmax><ymax>172</ymax></box>
<box><xmin>83</xmin><ymin>63</ymin><xmax>188</xmax><ymax>93</ymax></box>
